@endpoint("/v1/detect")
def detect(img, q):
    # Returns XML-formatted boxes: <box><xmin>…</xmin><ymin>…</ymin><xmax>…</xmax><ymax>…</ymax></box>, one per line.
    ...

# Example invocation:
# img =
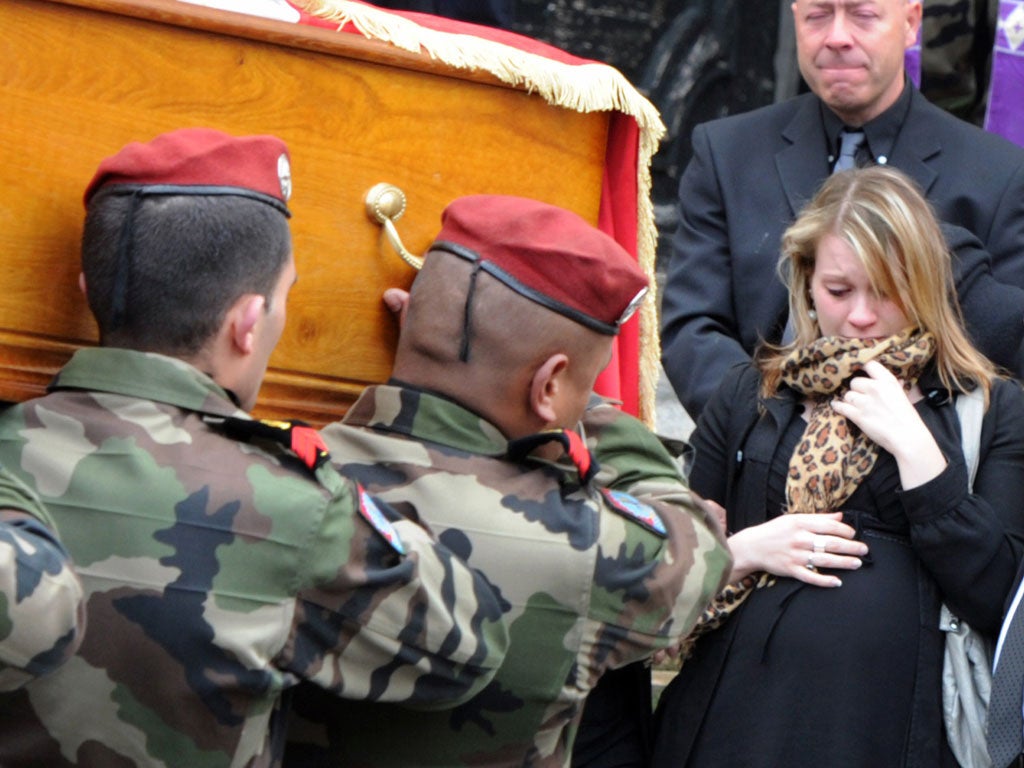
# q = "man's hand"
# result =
<box><xmin>383</xmin><ymin>288</ymin><xmax>410</xmax><ymax>327</ymax></box>
<box><xmin>692</xmin><ymin>493</ymin><xmax>727</xmax><ymax>535</ymax></box>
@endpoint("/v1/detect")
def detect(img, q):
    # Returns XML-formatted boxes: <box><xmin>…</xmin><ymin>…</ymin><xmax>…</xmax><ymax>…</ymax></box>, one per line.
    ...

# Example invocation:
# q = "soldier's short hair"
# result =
<box><xmin>81</xmin><ymin>192</ymin><xmax>291</xmax><ymax>355</ymax></box>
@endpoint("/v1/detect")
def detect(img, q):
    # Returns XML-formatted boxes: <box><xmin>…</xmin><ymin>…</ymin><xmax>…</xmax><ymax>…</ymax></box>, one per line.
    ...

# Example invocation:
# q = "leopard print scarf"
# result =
<box><xmin>678</xmin><ymin>329</ymin><xmax>935</xmax><ymax>660</ymax></box>
<box><xmin>780</xmin><ymin>329</ymin><xmax>936</xmax><ymax>514</ymax></box>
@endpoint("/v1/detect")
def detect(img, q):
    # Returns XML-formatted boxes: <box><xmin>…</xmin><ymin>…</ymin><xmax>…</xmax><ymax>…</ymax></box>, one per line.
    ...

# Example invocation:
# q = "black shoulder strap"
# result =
<box><xmin>202</xmin><ymin>415</ymin><xmax>331</xmax><ymax>472</ymax></box>
<box><xmin>506</xmin><ymin>428</ymin><xmax>600</xmax><ymax>485</ymax></box>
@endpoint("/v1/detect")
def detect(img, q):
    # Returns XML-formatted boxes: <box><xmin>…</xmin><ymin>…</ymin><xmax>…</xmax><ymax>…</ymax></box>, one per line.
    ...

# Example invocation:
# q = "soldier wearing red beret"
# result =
<box><xmin>286</xmin><ymin>195</ymin><xmax>732</xmax><ymax>767</ymax></box>
<box><xmin>0</xmin><ymin>128</ymin><xmax>510</xmax><ymax>767</ymax></box>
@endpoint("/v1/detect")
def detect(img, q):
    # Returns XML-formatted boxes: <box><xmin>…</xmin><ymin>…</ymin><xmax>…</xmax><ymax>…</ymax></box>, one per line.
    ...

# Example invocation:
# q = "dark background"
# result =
<box><xmin>508</xmin><ymin>0</ymin><xmax>780</xmax><ymax>211</ymax></box>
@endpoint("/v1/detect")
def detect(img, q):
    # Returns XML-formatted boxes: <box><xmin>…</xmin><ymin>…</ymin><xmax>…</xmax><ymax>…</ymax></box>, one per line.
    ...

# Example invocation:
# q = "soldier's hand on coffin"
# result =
<box><xmin>383</xmin><ymin>287</ymin><xmax>411</xmax><ymax>327</ymax></box>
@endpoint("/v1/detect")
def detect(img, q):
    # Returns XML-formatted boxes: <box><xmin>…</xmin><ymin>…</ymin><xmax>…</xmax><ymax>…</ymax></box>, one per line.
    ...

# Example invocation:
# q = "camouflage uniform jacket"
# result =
<box><xmin>0</xmin><ymin>349</ymin><xmax>508</xmax><ymax>768</ymax></box>
<box><xmin>0</xmin><ymin>468</ymin><xmax>85</xmax><ymax>691</ymax></box>
<box><xmin>289</xmin><ymin>384</ymin><xmax>731</xmax><ymax>767</ymax></box>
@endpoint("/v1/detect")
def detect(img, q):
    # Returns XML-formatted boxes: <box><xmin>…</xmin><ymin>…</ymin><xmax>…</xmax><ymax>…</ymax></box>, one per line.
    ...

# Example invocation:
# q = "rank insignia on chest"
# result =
<box><xmin>601</xmin><ymin>489</ymin><xmax>667</xmax><ymax>537</ymax></box>
<box><xmin>357</xmin><ymin>488</ymin><xmax>406</xmax><ymax>556</ymax></box>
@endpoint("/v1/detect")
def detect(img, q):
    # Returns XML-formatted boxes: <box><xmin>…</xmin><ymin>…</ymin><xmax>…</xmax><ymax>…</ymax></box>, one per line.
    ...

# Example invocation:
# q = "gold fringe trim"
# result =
<box><xmin>298</xmin><ymin>0</ymin><xmax>666</xmax><ymax>427</ymax></box>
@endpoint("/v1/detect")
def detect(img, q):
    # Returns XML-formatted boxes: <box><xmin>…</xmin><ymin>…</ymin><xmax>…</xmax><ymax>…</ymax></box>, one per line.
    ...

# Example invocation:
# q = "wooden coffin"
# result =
<box><xmin>0</xmin><ymin>0</ymin><xmax>659</xmax><ymax>425</ymax></box>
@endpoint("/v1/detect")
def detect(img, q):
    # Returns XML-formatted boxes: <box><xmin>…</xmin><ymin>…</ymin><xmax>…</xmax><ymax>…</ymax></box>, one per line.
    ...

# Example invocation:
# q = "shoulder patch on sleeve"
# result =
<box><xmin>601</xmin><ymin>489</ymin><xmax>667</xmax><ymax>537</ymax></box>
<box><xmin>358</xmin><ymin>489</ymin><xmax>406</xmax><ymax>556</ymax></box>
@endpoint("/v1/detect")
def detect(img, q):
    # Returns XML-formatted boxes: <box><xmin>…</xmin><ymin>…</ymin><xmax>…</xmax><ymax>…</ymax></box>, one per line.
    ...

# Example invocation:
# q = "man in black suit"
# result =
<box><xmin>661</xmin><ymin>0</ymin><xmax>1024</xmax><ymax>419</ymax></box>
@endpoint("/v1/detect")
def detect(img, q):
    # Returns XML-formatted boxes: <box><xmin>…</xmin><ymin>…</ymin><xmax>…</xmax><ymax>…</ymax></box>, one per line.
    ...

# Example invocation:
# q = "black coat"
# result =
<box><xmin>661</xmin><ymin>87</ymin><xmax>1024</xmax><ymax>418</ymax></box>
<box><xmin>651</xmin><ymin>364</ymin><xmax>1024</xmax><ymax>767</ymax></box>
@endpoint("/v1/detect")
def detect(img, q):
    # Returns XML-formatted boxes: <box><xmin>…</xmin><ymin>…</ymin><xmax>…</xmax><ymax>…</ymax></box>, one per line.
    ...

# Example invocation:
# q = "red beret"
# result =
<box><xmin>83</xmin><ymin>128</ymin><xmax>292</xmax><ymax>216</ymax></box>
<box><xmin>431</xmin><ymin>195</ymin><xmax>648</xmax><ymax>335</ymax></box>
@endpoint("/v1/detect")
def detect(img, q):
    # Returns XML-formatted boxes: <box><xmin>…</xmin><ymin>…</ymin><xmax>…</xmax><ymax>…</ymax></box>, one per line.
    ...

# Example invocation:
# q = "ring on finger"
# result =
<box><xmin>805</xmin><ymin>556</ymin><xmax>816</xmax><ymax>572</ymax></box>
<box><xmin>813</xmin><ymin>537</ymin><xmax>826</xmax><ymax>554</ymax></box>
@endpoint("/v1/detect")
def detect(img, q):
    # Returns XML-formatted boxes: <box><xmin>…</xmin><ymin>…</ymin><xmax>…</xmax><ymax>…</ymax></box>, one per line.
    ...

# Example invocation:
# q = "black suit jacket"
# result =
<box><xmin>661</xmin><ymin>87</ymin><xmax>1024</xmax><ymax>418</ymax></box>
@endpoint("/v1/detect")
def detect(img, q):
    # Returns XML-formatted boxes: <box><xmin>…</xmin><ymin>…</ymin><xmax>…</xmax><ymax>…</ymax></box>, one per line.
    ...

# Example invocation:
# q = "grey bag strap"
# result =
<box><xmin>941</xmin><ymin>385</ymin><xmax>984</xmax><ymax>635</ymax></box>
<box><xmin>941</xmin><ymin>386</ymin><xmax>992</xmax><ymax>768</ymax></box>
<box><xmin>955</xmin><ymin>386</ymin><xmax>984</xmax><ymax>492</ymax></box>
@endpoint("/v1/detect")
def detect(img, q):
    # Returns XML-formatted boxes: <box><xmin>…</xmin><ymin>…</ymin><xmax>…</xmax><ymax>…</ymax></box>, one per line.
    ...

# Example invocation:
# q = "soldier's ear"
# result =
<box><xmin>529</xmin><ymin>353</ymin><xmax>569</xmax><ymax>425</ymax></box>
<box><xmin>228</xmin><ymin>294</ymin><xmax>266</xmax><ymax>355</ymax></box>
<box><xmin>78</xmin><ymin>273</ymin><xmax>88</xmax><ymax>298</ymax></box>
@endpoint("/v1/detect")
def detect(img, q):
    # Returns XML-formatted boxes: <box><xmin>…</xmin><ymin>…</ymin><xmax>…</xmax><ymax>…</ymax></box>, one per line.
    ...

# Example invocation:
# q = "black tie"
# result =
<box><xmin>990</xmin><ymin>597</ymin><xmax>1024</xmax><ymax>767</ymax></box>
<box><xmin>833</xmin><ymin>130</ymin><xmax>866</xmax><ymax>173</ymax></box>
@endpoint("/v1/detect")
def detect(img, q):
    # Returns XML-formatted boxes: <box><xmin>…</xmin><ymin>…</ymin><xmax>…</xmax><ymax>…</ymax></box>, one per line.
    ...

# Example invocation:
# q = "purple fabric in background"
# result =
<box><xmin>985</xmin><ymin>0</ymin><xmax>1024</xmax><ymax>148</ymax></box>
<box><xmin>905</xmin><ymin>25</ymin><xmax>922</xmax><ymax>87</ymax></box>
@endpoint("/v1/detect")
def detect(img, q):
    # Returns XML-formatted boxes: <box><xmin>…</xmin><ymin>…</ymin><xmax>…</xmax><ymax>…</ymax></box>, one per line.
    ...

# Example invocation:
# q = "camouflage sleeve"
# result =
<box><xmin>582</xmin><ymin>395</ymin><xmax>724</xmax><ymax>536</ymax></box>
<box><xmin>0</xmin><ymin>470</ymin><xmax>85</xmax><ymax>691</ymax></box>
<box><xmin>583</xmin><ymin>396</ymin><xmax>731</xmax><ymax>654</ymax></box>
<box><xmin>284</xmin><ymin>465</ymin><xmax>508</xmax><ymax>710</ymax></box>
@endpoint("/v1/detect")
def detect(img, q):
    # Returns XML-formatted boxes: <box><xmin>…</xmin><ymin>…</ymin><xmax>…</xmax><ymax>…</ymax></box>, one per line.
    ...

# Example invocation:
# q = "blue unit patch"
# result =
<box><xmin>358</xmin><ymin>491</ymin><xmax>406</xmax><ymax>556</ymax></box>
<box><xmin>601</xmin><ymin>489</ymin><xmax>667</xmax><ymax>537</ymax></box>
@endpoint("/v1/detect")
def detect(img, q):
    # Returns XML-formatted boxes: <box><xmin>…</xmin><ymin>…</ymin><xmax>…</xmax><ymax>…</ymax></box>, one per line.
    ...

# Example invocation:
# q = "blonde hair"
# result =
<box><xmin>759</xmin><ymin>165</ymin><xmax>996</xmax><ymax>400</ymax></box>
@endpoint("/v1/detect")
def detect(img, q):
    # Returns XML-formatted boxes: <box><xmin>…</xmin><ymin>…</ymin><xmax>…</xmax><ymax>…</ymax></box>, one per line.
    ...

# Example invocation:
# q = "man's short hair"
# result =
<box><xmin>81</xmin><ymin>193</ymin><xmax>291</xmax><ymax>354</ymax></box>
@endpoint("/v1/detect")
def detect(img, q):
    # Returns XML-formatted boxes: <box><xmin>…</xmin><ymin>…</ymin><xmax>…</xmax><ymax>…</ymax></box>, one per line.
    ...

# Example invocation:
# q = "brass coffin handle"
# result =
<box><xmin>364</xmin><ymin>183</ymin><xmax>423</xmax><ymax>271</ymax></box>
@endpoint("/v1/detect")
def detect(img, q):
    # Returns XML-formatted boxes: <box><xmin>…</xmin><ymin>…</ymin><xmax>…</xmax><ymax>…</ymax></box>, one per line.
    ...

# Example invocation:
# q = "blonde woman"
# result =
<box><xmin>651</xmin><ymin>165</ymin><xmax>1024</xmax><ymax>767</ymax></box>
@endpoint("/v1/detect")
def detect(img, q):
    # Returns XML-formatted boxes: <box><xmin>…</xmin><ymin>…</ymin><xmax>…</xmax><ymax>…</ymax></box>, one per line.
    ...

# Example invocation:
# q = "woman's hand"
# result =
<box><xmin>830</xmin><ymin>360</ymin><xmax>946</xmax><ymax>489</ymax></box>
<box><xmin>728</xmin><ymin>511</ymin><xmax>868</xmax><ymax>588</ymax></box>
